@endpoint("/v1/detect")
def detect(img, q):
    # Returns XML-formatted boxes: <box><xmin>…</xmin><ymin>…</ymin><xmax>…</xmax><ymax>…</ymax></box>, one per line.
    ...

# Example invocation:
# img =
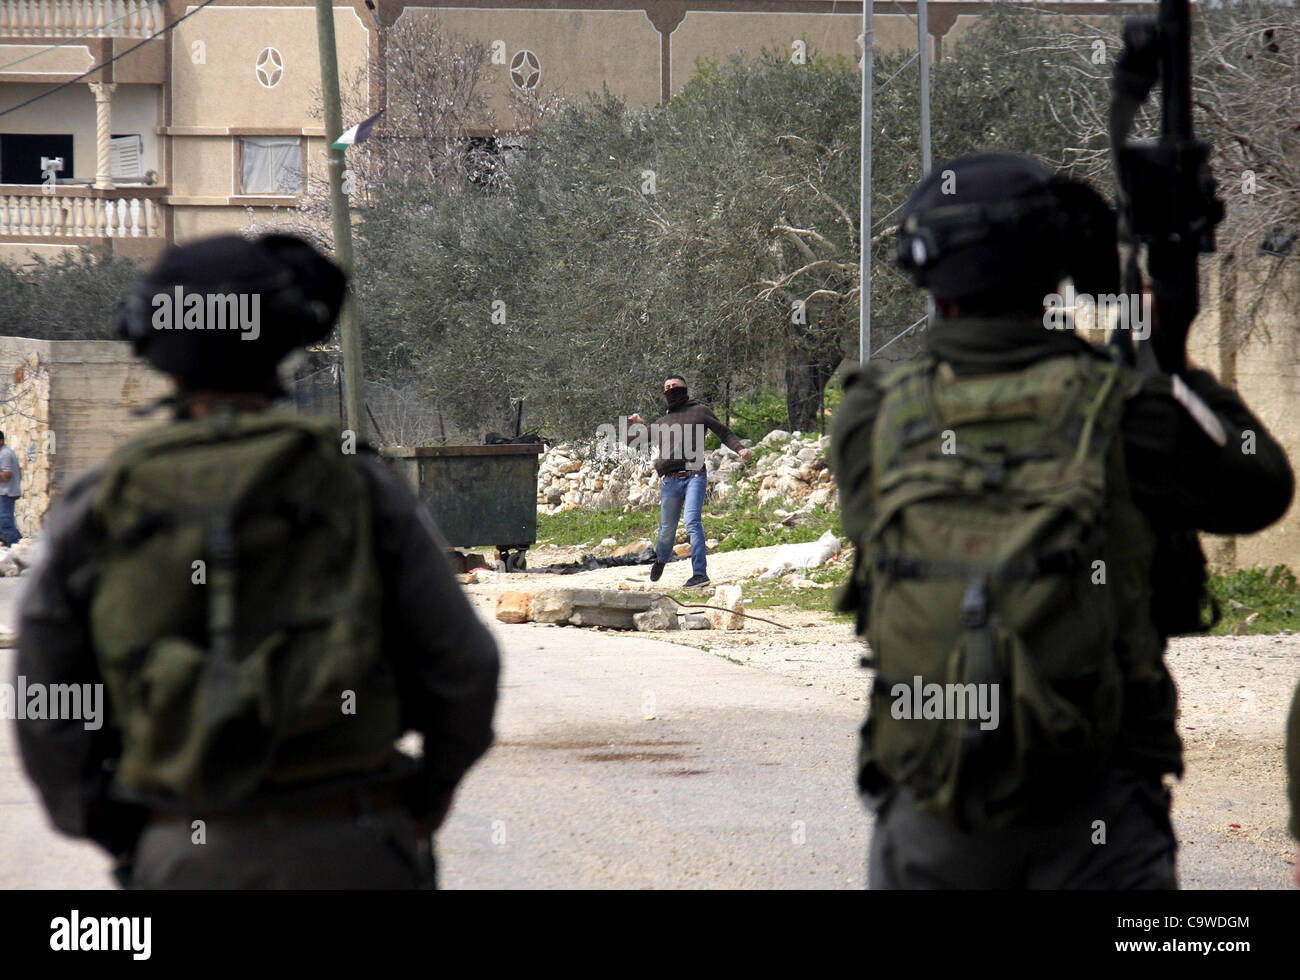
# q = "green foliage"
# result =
<box><xmin>354</xmin><ymin>5</ymin><xmax>1145</xmax><ymax>439</ymax></box>
<box><xmin>727</xmin><ymin>389</ymin><xmax>789</xmax><ymax>443</ymax></box>
<box><xmin>0</xmin><ymin>247</ymin><xmax>141</xmax><ymax>340</ymax></box>
<box><xmin>1206</xmin><ymin>565</ymin><xmax>1300</xmax><ymax>635</ymax></box>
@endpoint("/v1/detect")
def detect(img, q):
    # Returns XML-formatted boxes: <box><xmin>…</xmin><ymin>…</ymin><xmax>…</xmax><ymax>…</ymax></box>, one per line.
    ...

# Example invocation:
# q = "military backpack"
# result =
<box><xmin>88</xmin><ymin>408</ymin><xmax>402</xmax><ymax>812</ymax></box>
<box><xmin>857</xmin><ymin>351</ymin><xmax>1149</xmax><ymax>830</ymax></box>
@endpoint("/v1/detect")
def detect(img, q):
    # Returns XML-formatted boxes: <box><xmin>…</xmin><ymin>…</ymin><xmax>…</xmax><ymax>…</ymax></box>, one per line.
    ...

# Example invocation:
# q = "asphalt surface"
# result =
<box><xmin>1</xmin><ymin>574</ymin><xmax>1294</xmax><ymax>889</ymax></box>
<box><xmin>437</xmin><ymin>621</ymin><xmax>865</xmax><ymax>888</ymax></box>
<box><xmin>0</xmin><ymin>578</ymin><xmax>865</xmax><ymax>890</ymax></box>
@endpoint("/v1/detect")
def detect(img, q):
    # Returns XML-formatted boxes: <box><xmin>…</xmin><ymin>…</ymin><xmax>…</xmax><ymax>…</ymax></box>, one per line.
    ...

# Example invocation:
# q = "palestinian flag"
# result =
<box><xmin>331</xmin><ymin>108</ymin><xmax>385</xmax><ymax>150</ymax></box>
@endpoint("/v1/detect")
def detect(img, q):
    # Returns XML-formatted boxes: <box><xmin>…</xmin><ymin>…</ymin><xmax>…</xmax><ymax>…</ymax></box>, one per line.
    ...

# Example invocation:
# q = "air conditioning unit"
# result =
<box><xmin>110</xmin><ymin>135</ymin><xmax>143</xmax><ymax>180</ymax></box>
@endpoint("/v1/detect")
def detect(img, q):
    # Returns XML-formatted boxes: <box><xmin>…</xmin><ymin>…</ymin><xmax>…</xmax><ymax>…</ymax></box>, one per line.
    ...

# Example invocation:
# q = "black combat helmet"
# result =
<box><xmin>894</xmin><ymin>152</ymin><xmax>1118</xmax><ymax>310</ymax></box>
<box><xmin>115</xmin><ymin>233</ymin><xmax>346</xmax><ymax>392</ymax></box>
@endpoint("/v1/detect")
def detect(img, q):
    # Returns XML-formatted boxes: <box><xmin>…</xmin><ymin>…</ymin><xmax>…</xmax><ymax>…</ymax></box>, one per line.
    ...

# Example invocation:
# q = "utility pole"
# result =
<box><xmin>859</xmin><ymin>0</ymin><xmax>873</xmax><ymax>364</ymax></box>
<box><xmin>315</xmin><ymin>0</ymin><xmax>367</xmax><ymax>440</ymax></box>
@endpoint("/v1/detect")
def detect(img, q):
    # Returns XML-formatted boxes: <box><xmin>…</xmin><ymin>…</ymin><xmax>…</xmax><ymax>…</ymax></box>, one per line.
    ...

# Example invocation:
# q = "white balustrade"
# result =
<box><xmin>0</xmin><ymin>190</ymin><xmax>161</xmax><ymax>238</ymax></box>
<box><xmin>0</xmin><ymin>0</ymin><xmax>160</xmax><ymax>38</ymax></box>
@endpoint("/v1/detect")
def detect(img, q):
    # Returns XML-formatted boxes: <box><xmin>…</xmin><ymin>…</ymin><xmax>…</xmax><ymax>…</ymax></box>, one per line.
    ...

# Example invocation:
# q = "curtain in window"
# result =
<box><xmin>241</xmin><ymin>137</ymin><xmax>303</xmax><ymax>194</ymax></box>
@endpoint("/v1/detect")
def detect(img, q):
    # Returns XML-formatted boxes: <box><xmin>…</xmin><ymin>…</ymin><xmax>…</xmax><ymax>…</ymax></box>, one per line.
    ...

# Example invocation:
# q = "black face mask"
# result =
<box><xmin>665</xmin><ymin>386</ymin><xmax>689</xmax><ymax>410</ymax></box>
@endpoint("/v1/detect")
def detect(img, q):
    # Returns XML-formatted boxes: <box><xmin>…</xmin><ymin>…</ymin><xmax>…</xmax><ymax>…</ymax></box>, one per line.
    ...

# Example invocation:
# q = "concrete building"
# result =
<box><xmin>0</xmin><ymin>0</ymin><xmax>1138</xmax><ymax>260</ymax></box>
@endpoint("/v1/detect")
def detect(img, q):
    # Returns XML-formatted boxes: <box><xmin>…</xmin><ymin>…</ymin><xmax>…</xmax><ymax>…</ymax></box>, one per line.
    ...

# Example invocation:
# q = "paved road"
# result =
<box><xmin>1</xmin><ymin>576</ymin><xmax>1293</xmax><ymax>889</ymax></box>
<box><xmin>0</xmin><ymin>579</ymin><xmax>866</xmax><ymax>889</ymax></box>
<box><xmin>0</xmin><ymin>578</ymin><xmax>115</xmax><ymax>889</ymax></box>
<box><xmin>437</xmin><ymin>622</ymin><xmax>865</xmax><ymax>888</ymax></box>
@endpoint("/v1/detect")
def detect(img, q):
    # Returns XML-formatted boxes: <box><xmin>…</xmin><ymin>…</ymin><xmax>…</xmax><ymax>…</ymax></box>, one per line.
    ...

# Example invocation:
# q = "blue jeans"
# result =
<box><xmin>657</xmin><ymin>470</ymin><xmax>707</xmax><ymax>577</ymax></box>
<box><xmin>0</xmin><ymin>495</ymin><xmax>18</xmax><ymax>546</ymax></box>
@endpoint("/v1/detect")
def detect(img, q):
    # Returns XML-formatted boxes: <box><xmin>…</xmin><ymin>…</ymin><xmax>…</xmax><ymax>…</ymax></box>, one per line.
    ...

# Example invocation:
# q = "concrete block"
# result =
<box><xmin>495</xmin><ymin>591</ymin><xmax>534</xmax><ymax>624</ymax></box>
<box><xmin>532</xmin><ymin>589</ymin><xmax>574</xmax><ymax>624</ymax></box>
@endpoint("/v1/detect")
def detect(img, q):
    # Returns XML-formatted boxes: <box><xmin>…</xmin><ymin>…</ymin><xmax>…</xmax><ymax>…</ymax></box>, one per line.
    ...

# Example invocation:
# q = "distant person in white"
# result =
<box><xmin>0</xmin><ymin>431</ymin><xmax>21</xmax><ymax>546</ymax></box>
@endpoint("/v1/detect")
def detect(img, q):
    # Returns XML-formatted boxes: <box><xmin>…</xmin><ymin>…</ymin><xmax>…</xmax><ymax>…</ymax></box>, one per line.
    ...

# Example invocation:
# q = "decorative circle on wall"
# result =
<box><xmin>509</xmin><ymin>49</ymin><xmax>541</xmax><ymax>91</ymax></box>
<box><xmin>256</xmin><ymin>47</ymin><xmax>284</xmax><ymax>88</ymax></box>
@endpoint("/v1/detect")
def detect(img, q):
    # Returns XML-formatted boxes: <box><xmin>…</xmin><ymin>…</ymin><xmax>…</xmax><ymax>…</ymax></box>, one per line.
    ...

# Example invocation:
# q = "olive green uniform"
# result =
<box><xmin>832</xmin><ymin>316</ymin><xmax>1294</xmax><ymax>889</ymax></box>
<box><xmin>16</xmin><ymin>445</ymin><xmax>499</xmax><ymax>889</ymax></box>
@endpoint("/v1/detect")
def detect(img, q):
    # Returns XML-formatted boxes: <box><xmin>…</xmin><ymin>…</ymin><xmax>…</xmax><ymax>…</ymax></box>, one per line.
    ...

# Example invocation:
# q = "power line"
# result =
<box><xmin>871</xmin><ymin>313</ymin><xmax>928</xmax><ymax>358</ymax></box>
<box><xmin>0</xmin><ymin>0</ymin><xmax>218</xmax><ymax>121</ymax></box>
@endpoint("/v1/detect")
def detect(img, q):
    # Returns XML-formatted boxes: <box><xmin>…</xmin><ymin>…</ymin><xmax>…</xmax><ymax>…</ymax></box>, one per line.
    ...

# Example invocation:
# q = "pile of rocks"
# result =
<box><xmin>727</xmin><ymin>430</ymin><xmax>836</xmax><ymax>508</ymax></box>
<box><xmin>0</xmin><ymin>538</ymin><xmax>37</xmax><ymax>577</ymax></box>
<box><xmin>535</xmin><ymin>430</ymin><xmax>837</xmax><ymax>514</ymax></box>
<box><xmin>535</xmin><ymin>445</ymin><xmax>660</xmax><ymax>512</ymax></box>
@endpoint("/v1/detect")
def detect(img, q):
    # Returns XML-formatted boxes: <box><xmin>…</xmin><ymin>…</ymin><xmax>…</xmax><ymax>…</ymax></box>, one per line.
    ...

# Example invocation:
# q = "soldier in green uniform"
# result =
<box><xmin>832</xmin><ymin>154</ymin><xmax>1293</xmax><ymax>889</ymax></box>
<box><xmin>14</xmin><ymin>234</ymin><xmax>499</xmax><ymax>889</ymax></box>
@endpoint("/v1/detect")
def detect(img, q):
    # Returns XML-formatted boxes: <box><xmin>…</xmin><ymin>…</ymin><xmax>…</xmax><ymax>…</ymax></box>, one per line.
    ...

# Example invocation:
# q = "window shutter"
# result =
<box><xmin>111</xmin><ymin>135</ymin><xmax>143</xmax><ymax>180</ymax></box>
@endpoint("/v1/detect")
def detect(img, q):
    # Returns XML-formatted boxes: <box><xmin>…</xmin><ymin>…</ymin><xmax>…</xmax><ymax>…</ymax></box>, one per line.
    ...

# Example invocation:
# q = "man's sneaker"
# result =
<box><xmin>682</xmin><ymin>575</ymin><xmax>711</xmax><ymax>588</ymax></box>
<box><xmin>649</xmin><ymin>561</ymin><xmax>665</xmax><ymax>582</ymax></box>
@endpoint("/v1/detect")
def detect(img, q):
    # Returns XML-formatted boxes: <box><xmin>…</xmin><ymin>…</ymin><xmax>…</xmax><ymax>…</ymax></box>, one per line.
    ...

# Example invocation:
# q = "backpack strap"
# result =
<box><xmin>874</xmin><ymin>356</ymin><xmax>942</xmax><ymax>470</ymax></box>
<box><xmin>201</xmin><ymin>406</ymin><xmax>245</xmax><ymax>733</ymax></box>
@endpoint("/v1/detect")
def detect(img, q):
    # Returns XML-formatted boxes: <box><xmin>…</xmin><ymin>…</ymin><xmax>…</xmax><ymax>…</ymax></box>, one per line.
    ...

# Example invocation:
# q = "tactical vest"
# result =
<box><xmin>89</xmin><ymin>408</ymin><xmax>402</xmax><ymax>812</ymax></box>
<box><xmin>857</xmin><ymin>351</ymin><xmax>1164</xmax><ymax>830</ymax></box>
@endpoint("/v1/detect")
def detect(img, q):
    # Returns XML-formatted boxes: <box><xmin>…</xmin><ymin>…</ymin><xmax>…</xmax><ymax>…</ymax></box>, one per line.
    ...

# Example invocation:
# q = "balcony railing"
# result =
<box><xmin>0</xmin><ymin>0</ymin><xmax>161</xmax><ymax>39</ymax></box>
<box><xmin>0</xmin><ymin>185</ymin><xmax>163</xmax><ymax>239</ymax></box>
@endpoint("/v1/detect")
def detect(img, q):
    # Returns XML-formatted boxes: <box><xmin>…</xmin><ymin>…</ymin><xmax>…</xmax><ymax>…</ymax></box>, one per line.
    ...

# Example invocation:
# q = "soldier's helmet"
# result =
<box><xmin>115</xmin><ymin>233</ymin><xmax>346</xmax><ymax>392</ymax></box>
<box><xmin>894</xmin><ymin>152</ymin><xmax>1118</xmax><ymax>308</ymax></box>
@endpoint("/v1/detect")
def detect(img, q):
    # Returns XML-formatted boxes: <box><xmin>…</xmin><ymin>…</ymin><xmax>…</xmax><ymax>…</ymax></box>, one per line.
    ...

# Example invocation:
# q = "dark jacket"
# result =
<box><xmin>642</xmin><ymin>399</ymin><xmax>745</xmax><ymax>476</ymax></box>
<box><xmin>15</xmin><ymin>432</ymin><xmax>499</xmax><ymax>854</ymax></box>
<box><xmin>831</xmin><ymin>315</ymin><xmax>1294</xmax><ymax>780</ymax></box>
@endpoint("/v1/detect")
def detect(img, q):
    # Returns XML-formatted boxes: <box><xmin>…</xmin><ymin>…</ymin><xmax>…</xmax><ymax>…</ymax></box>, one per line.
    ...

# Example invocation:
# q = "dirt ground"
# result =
<box><xmin>464</xmin><ymin>542</ymin><xmax>1300</xmax><ymax>884</ymax></box>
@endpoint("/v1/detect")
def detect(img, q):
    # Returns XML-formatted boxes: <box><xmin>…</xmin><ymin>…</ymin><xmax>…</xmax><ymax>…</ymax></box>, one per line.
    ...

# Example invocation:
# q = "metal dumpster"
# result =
<box><xmin>379</xmin><ymin>444</ymin><xmax>544</xmax><ymax>571</ymax></box>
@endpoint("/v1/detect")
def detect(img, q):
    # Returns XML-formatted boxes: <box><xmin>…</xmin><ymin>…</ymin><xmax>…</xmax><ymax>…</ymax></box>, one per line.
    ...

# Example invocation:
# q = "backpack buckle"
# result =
<box><xmin>961</xmin><ymin>575</ymin><xmax>989</xmax><ymax>628</ymax></box>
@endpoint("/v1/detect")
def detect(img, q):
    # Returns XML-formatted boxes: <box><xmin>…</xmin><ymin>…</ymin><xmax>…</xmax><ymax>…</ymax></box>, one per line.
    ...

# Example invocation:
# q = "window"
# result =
<box><xmin>0</xmin><ymin>133</ymin><xmax>74</xmax><ymax>184</ymax></box>
<box><xmin>240</xmin><ymin>136</ymin><xmax>303</xmax><ymax>195</ymax></box>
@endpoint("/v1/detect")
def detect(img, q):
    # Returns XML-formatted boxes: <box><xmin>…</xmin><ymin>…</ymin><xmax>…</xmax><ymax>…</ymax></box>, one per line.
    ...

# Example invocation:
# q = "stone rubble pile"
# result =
<box><xmin>0</xmin><ymin>538</ymin><xmax>38</xmax><ymax>577</ymax></box>
<box><xmin>535</xmin><ymin>429</ymin><xmax>838</xmax><ymax>514</ymax></box>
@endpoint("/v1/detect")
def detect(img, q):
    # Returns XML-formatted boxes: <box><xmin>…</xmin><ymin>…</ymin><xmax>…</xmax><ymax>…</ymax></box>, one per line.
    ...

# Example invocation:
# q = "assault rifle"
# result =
<box><xmin>1109</xmin><ymin>0</ymin><xmax>1224</xmax><ymax>374</ymax></box>
<box><xmin>1110</xmin><ymin>0</ymin><xmax>1225</xmax><ymax>637</ymax></box>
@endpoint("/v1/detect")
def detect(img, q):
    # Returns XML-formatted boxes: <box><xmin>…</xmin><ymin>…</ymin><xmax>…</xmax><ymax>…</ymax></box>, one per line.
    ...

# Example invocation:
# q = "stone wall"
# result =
<box><xmin>0</xmin><ymin>337</ymin><xmax>173</xmax><ymax>535</ymax></box>
<box><xmin>537</xmin><ymin>429</ymin><xmax>837</xmax><ymax>514</ymax></box>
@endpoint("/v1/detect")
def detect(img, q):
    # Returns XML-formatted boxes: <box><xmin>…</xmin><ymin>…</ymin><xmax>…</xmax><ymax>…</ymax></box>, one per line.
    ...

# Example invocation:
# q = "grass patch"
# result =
<box><xmin>664</xmin><ymin>560</ymin><xmax>854</xmax><ymax>619</ymax></box>
<box><xmin>534</xmin><ymin>506</ymin><xmax>658</xmax><ymax>547</ymax></box>
<box><xmin>1206</xmin><ymin>565</ymin><xmax>1300</xmax><ymax>636</ymax></box>
<box><xmin>536</xmin><ymin>492</ymin><xmax>842</xmax><ymax>552</ymax></box>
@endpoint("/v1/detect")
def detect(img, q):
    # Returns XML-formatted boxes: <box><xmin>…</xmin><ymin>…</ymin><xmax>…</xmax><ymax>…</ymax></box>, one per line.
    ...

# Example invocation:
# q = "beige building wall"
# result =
<box><xmin>669</xmin><ymin>10</ymin><xmax>931</xmax><ymax>86</ymax></box>
<box><xmin>0</xmin><ymin>81</ymin><xmax>160</xmax><ymax>182</ymax></box>
<box><xmin>167</xmin><ymin>4</ymin><xmax>368</xmax><ymax>236</ymax></box>
<box><xmin>0</xmin><ymin>338</ymin><xmax>174</xmax><ymax>533</ymax></box>
<box><xmin>114</xmin><ymin>84</ymin><xmax>166</xmax><ymax>180</ymax></box>
<box><xmin>1194</xmin><ymin>259</ymin><xmax>1300</xmax><ymax>573</ymax></box>
<box><xmin>400</xmin><ymin>6</ymin><xmax>663</xmax><ymax>123</ymax></box>
<box><xmin>0</xmin><ymin>83</ymin><xmax>99</xmax><ymax>181</ymax></box>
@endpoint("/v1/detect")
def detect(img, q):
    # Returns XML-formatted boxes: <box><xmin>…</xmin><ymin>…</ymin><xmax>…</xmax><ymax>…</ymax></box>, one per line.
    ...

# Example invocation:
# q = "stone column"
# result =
<box><xmin>89</xmin><ymin>82</ymin><xmax>117</xmax><ymax>190</ymax></box>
